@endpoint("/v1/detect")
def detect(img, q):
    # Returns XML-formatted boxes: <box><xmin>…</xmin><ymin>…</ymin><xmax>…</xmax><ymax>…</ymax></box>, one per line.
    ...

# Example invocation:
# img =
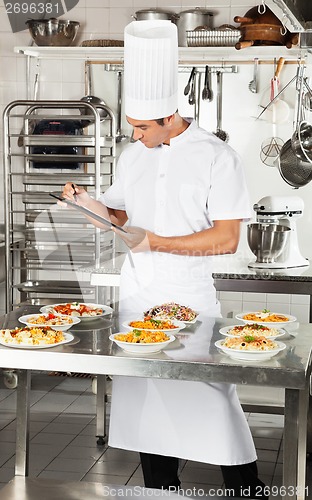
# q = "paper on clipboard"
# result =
<box><xmin>49</xmin><ymin>193</ymin><xmax>127</xmax><ymax>233</ymax></box>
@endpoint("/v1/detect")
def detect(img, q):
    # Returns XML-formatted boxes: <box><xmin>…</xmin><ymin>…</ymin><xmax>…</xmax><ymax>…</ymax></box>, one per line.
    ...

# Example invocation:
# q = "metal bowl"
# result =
<box><xmin>26</xmin><ymin>18</ymin><xmax>80</xmax><ymax>47</ymax></box>
<box><xmin>247</xmin><ymin>223</ymin><xmax>290</xmax><ymax>263</ymax></box>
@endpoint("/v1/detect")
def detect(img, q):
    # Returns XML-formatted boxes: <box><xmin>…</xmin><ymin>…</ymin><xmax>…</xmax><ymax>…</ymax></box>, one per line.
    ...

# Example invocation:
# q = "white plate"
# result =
<box><xmin>235</xmin><ymin>311</ymin><xmax>297</xmax><ymax>328</ymax></box>
<box><xmin>0</xmin><ymin>332</ymin><xmax>75</xmax><ymax>349</ymax></box>
<box><xmin>219</xmin><ymin>325</ymin><xmax>285</xmax><ymax>340</ymax></box>
<box><xmin>215</xmin><ymin>339</ymin><xmax>286</xmax><ymax>362</ymax></box>
<box><xmin>18</xmin><ymin>314</ymin><xmax>80</xmax><ymax>331</ymax></box>
<box><xmin>109</xmin><ymin>333</ymin><xmax>175</xmax><ymax>354</ymax></box>
<box><xmin>122</xmin><ymin>319</ymin><xmax>185</xmax><ymax>333</ymax></box>
<box><xmin>40</xmin><ymin>303</ymin><xmax>113</xmax><ymax>320</ymax></box>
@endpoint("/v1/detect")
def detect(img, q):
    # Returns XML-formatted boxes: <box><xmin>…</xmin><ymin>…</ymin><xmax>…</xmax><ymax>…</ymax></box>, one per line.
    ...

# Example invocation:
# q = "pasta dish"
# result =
<box><xmin>51</xmin><ymin>303</ymin><xmax>103</xmax><ymax>317</ymax></box>
<box><xmin>0</xmin><ymin>326</ymin><xmax>65</xmax><ymax>346</ymax></box>
<box><xmin>144</xmin><ymin>302</ymin><xmax>197</xmax><ymax>322</ymax></box>
<box><xmin>227</xmin><ymin>324</ymin><xmax>280</xmax><ymax>337</ymax></box>
<box><xmin>242</xmin><ymin>310</ymin><xmax>289</xmax><ymax>323</ymax></box>
<box><xmin>223</xmin><ymin>335</ymin><xmax>278</xmax><ymax>351</ymax></box>
<box><xmin>27</xmin><ymin>314</ymin><xmax>73</xmax><ymax>326</ymax></box>
<box><xmin>114</xmin><ymin>330</ymin><xmax>170</xmax><ymax>344</ymax></box>
<box><xmin>129</xmin><ymin>318</ymin><xmax>177</xmax><ymax>330</ymax></box>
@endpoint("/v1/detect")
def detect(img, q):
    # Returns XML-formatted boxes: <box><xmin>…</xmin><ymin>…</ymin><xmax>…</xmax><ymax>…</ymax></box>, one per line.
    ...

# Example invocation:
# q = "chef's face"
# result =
<box><xmin>126</xmin><ymin>115</ymin><xmax>174</xmax><ymax>148</ymax></box>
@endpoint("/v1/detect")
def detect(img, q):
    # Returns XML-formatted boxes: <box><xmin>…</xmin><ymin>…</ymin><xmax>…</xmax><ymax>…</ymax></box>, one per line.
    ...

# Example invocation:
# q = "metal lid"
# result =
<box><xmin>178</xmin><ymin>8</ymin><xmax>214</xmax><ymax>16</ymax></box>
<box><xmin>135</xmin><ymin>9</ymin><xmax>176</xmax><ymax>14</ymax></box>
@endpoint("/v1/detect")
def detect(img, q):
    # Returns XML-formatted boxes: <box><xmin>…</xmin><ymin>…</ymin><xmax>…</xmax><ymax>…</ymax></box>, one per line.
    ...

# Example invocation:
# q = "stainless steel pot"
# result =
<box><xmin>176</xmin><ymin>8</ymin><xmax>214</xmax><ymax>46</ymax></box>
<box><xmin>133</xmin><ymin>9</ymin><xmax>177</xmax><ymax>22</ymax></box>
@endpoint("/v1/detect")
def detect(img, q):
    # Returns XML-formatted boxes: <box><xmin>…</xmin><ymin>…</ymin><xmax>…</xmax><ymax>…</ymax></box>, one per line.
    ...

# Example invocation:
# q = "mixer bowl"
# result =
<box><xmin>247</xmin><ymin>223</ymin><xmax>291</xmax><ymax>263</ymax></box>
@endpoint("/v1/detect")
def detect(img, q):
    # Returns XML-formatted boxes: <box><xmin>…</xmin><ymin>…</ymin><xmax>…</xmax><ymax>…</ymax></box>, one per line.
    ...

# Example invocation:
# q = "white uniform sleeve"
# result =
<box><xmin>208</xmin><ymin>146</ymin><xmax>251</xmax><ymax>221</ymax></box>
<box><xmin>99</xmin><ymin>155</ymin><xmax>126</xmax><ymax>210</ymax></box>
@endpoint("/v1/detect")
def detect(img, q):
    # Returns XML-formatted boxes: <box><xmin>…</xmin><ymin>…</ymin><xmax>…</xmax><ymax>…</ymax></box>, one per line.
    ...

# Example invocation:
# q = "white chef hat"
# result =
<box><xmin>124</xmin><ymin>20</ymin><xmax>178</xmax><ymax>120</ymax></box>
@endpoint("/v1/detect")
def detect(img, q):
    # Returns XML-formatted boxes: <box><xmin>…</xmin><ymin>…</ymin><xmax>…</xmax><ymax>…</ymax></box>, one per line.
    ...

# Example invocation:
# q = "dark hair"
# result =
<box><xmin>154</xmin><ymin>110</ymin><xmax>178</xmax><ymax>126</ymax></box>
<box><xmin>155</xmin><ymin>118</ymin><xmax>165</xmax><ymax>126</ymax></box>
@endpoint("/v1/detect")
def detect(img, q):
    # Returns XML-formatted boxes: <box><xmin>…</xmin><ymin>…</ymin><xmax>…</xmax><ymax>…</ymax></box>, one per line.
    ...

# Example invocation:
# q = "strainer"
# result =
<box><xmin>277</xmin><ymin>63</ymin><xmax>312</xmax><ymax>187</ymax></box>
<box><xmin>277</xmin><ymin>139</ymin><xmax>312</xmax><ymax>188</ymax></box>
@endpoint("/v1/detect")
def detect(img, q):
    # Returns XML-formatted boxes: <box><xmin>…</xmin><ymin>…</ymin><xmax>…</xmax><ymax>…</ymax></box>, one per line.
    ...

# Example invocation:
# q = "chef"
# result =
<box><xmin>62</xmin><ymin>20</ymin><xmax>267</xmax><ymax>499</ymax></box>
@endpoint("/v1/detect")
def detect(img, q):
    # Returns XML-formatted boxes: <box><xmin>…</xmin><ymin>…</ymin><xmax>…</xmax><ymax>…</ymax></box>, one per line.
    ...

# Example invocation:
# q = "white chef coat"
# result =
<box><xmin>100</xmin><ymin>119</ymin><xmax>256</xmax><ymax>465</ymax></box>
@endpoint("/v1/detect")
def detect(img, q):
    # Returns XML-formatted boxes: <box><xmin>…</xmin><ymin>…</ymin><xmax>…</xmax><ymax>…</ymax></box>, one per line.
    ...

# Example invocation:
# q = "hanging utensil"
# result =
<box><xmin>195</xmin><ymin>71</ymin><xmax>201</xmax><ymax>125</ymax></box>
<box><xmin>213</xmin><ymin>71</ymin><xmax>229</xmax><ymax>142</ymax></box>
<box><xmin>260</xmin><ymin>59</ymin><xmax>285</xmax><ymax>166</ymax></box>
<box><xmin>290</xmin><ymin>65</ymin><xmax>312</xmax><ymax>163</ymax></box>
<box><xmin>276</xmin><ymin>64</ymin><xmax>312</xmax><ymax>187</ymax></box>
<box><xmin>256</xmin><ymin>75</ymin><xmax>296</xmax><ymax>121</ymax></box>
<box><xmin>202</xmin><ymin>65</ymin><xmax>213</xmax><ymax>101</ymax></box>
<box><xmin>184</xmin><ymin>67</ymin><xmax>196</xmax><ymax>96</ymax></box>
<box><xmin>188</xmin><ymin>69</ymin><xmax>196</xmax><ymax>105</ymax></box>
<box><xmin>261</xmin><ymin>57</ymin><xmax>290</xmax><ymax>124</ymax></box>
<box><xmin>116</xmin><ymin>71</ymin><xmax>128</xmax><ymax>143</ymax></box>
<box><xmin>260</xmin><ymin>136</ymin><xmax>284</xmax><ymax>167</ymax></box>
<box><xmin>248</xmin><ymin>57</ymin><xmax>259</xmax><ymax>93</ymax></box>
<box><xmin>80</xmin><ymin>63</ymin><xmax>108</xmax><ymax>125</ymax></box>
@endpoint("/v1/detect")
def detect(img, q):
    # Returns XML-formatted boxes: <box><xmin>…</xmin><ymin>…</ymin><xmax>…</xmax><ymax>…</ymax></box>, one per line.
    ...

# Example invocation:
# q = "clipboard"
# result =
<box><xmin>49</xmin><ymin>193</ymin><xmax>127</xmax><ymax>233</ymax></box>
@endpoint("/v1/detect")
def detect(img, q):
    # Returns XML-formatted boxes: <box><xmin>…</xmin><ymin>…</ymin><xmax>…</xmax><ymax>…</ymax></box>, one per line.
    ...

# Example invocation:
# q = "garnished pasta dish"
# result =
<box><xmin>114</xmin><ymin>330</ymin><xmax>170</xmax><ymax>344</ymax></box>
<box><xmin>222</xmin><ymin>335</ymin><xmax>278</xmax><ymax>351</ymax></box>
<box><xmin>0</xmin><ymin>326</ymin><xmax>65</xmax><ymax>346</ymax></box>
<box><xmin>227</xmin><ymin>324</ymin><xmax>280</xmax><ymax>338</ymax></box>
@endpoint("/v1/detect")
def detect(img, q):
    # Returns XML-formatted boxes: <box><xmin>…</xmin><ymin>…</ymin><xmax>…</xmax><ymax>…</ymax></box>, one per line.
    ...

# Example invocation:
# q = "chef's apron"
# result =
<box><xmin>108</xmin><ymin>251</ymin><xmax>257</xmax><ymax>466</ymax></box>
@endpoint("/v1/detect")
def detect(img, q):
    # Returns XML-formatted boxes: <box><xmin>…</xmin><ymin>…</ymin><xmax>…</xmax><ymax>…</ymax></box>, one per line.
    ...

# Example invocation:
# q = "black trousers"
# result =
<box><xmin>140</xmin><ymin>452</ymin><xmax>269</xmax><ymax>499</ymax></box>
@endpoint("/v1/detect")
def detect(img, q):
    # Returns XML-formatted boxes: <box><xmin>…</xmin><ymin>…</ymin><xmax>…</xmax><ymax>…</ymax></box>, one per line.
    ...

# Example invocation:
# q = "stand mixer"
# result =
<box><xmin>247</xmin><ymin>195</ymin><xmax>309</xmax><ymax>269</ymax></box>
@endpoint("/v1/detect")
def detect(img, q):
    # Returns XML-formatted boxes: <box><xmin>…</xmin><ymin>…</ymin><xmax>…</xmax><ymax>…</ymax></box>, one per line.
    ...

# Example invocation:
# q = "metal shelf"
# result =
<box><xmin>14</xmin><ymin>45</ymin><xmax>304</xmax><ymax>62</ymax></box>
<box><xmin>4</xmin><ymin>100</ymin><xmax>117</xmax><ymax>310</ymax></box>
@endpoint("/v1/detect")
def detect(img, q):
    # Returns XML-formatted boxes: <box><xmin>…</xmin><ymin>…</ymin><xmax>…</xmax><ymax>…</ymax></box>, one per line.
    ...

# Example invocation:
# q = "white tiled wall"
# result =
<box><xmin>0</xmin><ymin>0</ymin><xmax>311</xmax><ymax>319</ymax></box>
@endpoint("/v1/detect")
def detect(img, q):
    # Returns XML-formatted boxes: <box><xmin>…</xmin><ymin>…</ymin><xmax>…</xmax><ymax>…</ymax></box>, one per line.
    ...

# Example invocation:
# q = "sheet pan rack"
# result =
<box><xmin>3</xmin><ymin>100</ymin><xmax>117</xmax><ymax>310</ymax></box>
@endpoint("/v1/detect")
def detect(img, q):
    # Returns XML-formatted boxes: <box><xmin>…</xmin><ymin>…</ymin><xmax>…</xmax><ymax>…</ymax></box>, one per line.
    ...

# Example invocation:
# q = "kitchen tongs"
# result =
<box><xmin>49</xmin><ymin>193</ymin><xmax>127</xmax><ymax>233</ymax></box>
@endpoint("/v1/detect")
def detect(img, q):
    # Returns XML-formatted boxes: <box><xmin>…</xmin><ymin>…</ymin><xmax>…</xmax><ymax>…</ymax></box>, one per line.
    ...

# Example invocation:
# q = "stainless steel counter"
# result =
<box><xmin>0</xmin><ymin>305</ymin><xmax>311</xmax><ymax>500</ymax></box>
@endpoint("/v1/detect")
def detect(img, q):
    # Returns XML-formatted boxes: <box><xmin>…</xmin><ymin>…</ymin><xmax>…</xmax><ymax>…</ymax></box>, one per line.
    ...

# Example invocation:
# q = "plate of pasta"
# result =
<box><xmin>40</xmin><ymin>302</ymin><xmax>113</xmax><ymax>320</ymax></box>
<box><xmin>18</xmin><ymin>313</ymin><xmax>80</xmax><ymax>331</ymax></box>
<box><xmin>215</xmin><ymin>336</ymin><xmax>286</xmax><ymax>361</ymax></box>
<box><xmin>0</xmin><ymin>326</ymin><xmax>74</xmax><ymax>349</ymax></box>
<box><xmin>109</xmin><ymin>331</ymin><xmax>175</xmax><ymax>354</ymax></box>
<box><xmin>122</xmin><ymin>317</ymin><xmax>185</xmax><ymax>333</ymax></box>
<box><xmin>235</xmin><ymin>310</ymin><xmax>296</xmax><ymax>328</ymax></box>
<box><xmin>144</xmin><ymin>302</ymin><xmax>198</xmax><ymax>324</ymax></box>
<box><xmin>219</xmin><ymin>324</ymin><xmax>285</xmax><ymax>340</ymax></box>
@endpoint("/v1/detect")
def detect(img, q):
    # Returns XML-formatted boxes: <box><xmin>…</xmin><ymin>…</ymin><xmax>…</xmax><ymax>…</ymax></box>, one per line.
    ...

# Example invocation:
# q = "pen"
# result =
<box><xmin>71</xmin><ymin>183</ymin><xmax>77</xmax><ymax>202</ymax></box>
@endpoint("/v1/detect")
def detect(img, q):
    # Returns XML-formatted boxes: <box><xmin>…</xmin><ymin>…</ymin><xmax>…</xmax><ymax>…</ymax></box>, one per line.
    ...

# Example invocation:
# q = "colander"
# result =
<box><xmin>277</xmin><ymin>63</ymin><xmax>312</xmax><ymax>187</ymax></box>
<box><xmin>277</xmin><ymin>139</ymin><xmax>312</xmax><ymax>188</ymax></box>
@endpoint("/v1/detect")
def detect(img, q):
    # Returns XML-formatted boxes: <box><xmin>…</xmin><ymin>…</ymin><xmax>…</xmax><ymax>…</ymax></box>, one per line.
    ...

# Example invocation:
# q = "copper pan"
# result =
<box><xmin>235</xmin><ymin>24</ymin><xmax>287</xmax><ymax>49</ymax></box>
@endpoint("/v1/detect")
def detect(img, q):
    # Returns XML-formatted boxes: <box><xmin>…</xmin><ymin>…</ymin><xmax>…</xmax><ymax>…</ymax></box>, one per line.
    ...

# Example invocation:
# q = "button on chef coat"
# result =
<box><xmin>100</xmin><ymin>119</ymin><xmax>255</xmax><ymax>465</ymax></box>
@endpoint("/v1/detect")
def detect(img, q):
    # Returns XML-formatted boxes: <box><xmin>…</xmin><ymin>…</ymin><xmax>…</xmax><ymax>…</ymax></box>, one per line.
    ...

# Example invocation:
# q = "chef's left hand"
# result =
<box><xmin>113</xmin><ymin>226</ymin><xmax>151</xmax><ymax>252</ymax></box>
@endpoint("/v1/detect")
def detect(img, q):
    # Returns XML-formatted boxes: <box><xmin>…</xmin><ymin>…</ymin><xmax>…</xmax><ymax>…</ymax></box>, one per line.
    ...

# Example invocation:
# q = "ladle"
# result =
<box><xmin>80</xmin><ymin>63</ymin><xmax>108</xmax><ymax>126</ymax></box>
<box><xmin>213</xmin><ymin>71</ymin><xmax>229</xmax><ymax>142</ymax></box>
<box><xmin>115</xmin><ymin>71</ymin><xmax>128</xmax><ymax>143</ymax></box>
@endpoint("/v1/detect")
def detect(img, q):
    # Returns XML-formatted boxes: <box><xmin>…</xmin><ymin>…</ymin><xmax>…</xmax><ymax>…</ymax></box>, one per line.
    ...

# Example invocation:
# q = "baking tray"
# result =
<box><xmin>187</xmin><ymin>29</ymin><xmax>241</xmax><ymax>47</ymax></box>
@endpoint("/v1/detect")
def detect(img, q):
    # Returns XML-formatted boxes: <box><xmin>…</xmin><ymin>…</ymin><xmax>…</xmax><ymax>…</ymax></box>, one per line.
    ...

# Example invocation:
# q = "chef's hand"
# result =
<box><xmin>61</xmin><ymin>182</ymin><xmax>90</xmax><ymax>206</ymax></box>
<box><xmin>113</xmin><ymin>226</ymin><xmax>151</xmax><ymax>253</ymax></box>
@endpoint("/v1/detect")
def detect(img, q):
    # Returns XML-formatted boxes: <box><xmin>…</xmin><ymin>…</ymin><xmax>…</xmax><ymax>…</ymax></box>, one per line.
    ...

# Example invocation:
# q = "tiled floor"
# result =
<box><xmin>0</xmin><ymin>371</ymin><xmax>310</xmax><ymax>499</ymax></box>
